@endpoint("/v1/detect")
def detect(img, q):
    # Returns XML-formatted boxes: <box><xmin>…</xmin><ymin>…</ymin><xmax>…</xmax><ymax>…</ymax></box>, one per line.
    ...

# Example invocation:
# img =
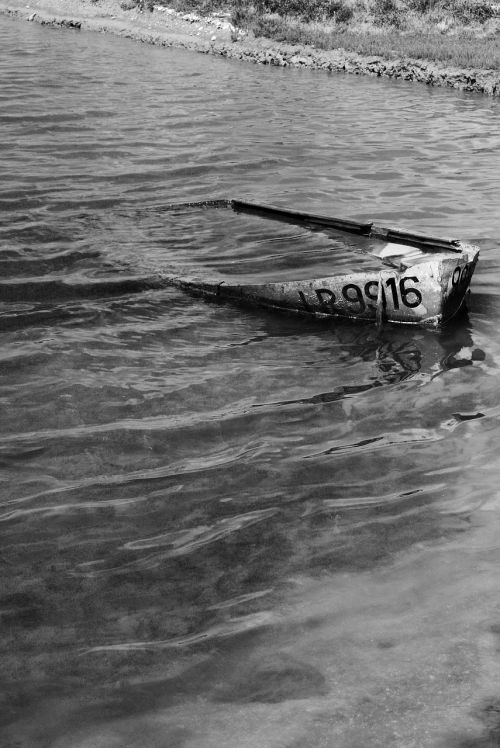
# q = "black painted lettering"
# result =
<box><xmin>342</xmin><ymin>284</ymin><xmax>365</xmax><ymax>311</ymax></box>
<box><xmin>364</xmin><ymin>280</ymin><xmax>379</xmax><ymax>303</ymax></box>
<box><xmin>298</xmin><ymin>290</ymin><xmax>312</xmax><ymax>312</ymax></box>
<box><xmin>315</xmin><ymin>288</ymin><xmax>336</xmax><ymax>308</ymax></box>
<box><xmin>460</xmin><ymin>264</ymin><xmax>470</xmax><ymax>284</ymax></box>
<box><xmin>399</xmin><ymin>276</ymin><xmax>422</xmax><ymax>308</ymax></box>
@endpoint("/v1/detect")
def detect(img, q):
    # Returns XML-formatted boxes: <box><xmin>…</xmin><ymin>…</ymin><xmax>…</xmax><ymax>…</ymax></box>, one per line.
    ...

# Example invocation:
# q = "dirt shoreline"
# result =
<box><xmin>1</xmin><ymin>0</ymin><xmax>499</xmax><ymax>97</ymax></box>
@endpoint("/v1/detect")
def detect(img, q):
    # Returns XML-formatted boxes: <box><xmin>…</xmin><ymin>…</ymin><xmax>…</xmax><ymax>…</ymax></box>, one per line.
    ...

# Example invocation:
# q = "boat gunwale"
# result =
<box><xmin>230</xmin><ymin>199</ymin><xmax>468</xmax><ymax>254</ymax></box>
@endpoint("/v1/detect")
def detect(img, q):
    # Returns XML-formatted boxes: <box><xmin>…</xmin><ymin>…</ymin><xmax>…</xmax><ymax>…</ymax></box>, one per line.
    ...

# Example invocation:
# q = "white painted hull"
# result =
<box><xmin>173</xmin><ymin>251</ymin><xmax>477</xmax><ymax>327</ymax></box>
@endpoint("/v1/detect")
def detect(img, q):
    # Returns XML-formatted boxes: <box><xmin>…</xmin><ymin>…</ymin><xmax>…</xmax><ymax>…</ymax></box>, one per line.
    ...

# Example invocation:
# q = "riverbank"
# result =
<box><xmin>1</xmin><ymin>0</ymin><xmax>499</xmax><ymax>96</ymax></box>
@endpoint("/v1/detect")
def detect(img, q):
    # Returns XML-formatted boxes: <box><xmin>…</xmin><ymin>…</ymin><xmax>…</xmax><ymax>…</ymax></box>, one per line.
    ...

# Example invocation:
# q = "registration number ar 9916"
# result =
<box><xmin>302</xmin><ymin>275</ymin><xmax>423</xmax><ymax>313</ymax></box>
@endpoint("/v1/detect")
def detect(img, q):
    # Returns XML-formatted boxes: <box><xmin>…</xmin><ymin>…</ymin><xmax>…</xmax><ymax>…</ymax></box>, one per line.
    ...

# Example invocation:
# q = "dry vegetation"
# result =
<box><xmin>133</xmin><ymin>0</ymin><xmax>500</xmax><ymax>70</ymax></box>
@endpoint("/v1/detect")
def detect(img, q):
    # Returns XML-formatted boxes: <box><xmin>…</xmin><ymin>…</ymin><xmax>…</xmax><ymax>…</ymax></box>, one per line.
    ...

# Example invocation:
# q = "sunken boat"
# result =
<box><xmin>169</xmin><ymin>200</ymin><xmax>479</xmax><ymax>327</ymax></box>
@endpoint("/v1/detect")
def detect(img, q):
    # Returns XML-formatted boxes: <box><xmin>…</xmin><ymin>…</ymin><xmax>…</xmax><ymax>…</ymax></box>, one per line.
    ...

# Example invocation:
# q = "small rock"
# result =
<box><xmin>28</xmin><ymin>12</ymin><xmax>36</xmax><ymax>20</ymax></box>
<box><xmin>211</xmin><ymin>35</ymin><xmax>216</xmax><ymax>41</ymax></box>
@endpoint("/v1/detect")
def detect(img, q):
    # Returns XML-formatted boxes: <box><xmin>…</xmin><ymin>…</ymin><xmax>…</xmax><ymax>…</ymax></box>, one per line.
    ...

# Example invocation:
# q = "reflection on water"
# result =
<box><xmin>1</xmin><ymin>12</ymin><xmax>500</xmax><ymax>748</ymax></box>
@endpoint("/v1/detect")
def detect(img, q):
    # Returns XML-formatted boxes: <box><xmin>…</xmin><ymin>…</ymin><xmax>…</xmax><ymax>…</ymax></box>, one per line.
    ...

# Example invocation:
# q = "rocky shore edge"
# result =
<box><xmin>1</xmin><ymin>0</ymin><xmax>499</xmax><ymax>97</ymax></box>
<box><xmin>214</xmin><ymin>42</ymin><xmax>500</xmax><ymax>97</ymax></box>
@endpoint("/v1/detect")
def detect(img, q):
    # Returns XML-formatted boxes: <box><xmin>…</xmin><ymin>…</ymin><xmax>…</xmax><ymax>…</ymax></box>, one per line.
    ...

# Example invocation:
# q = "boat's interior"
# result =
<box><xmin>231</xmin><ymin>199</ymin><xmax>464</xmax><ymax>272</ymax></box>
<box><xmin>155</xmin><ymin>199</ymin><xmax>466</xmax><ymax>283</ymax></box>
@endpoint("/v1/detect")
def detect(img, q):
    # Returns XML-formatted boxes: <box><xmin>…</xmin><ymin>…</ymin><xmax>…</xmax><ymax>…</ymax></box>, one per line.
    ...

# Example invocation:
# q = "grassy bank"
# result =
<box><xmin>1</xmin><ymin>0</ymin><xmax>498</xmax><ymax>94</ymax></box>
<box><xmin>144</xmin><ymin>0</ymin><xmax>500</xmax><ymax>71</ymax></box>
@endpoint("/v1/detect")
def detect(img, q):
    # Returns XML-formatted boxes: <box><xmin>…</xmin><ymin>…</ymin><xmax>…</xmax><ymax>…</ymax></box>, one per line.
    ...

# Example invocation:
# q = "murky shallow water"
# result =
<box><xmin>1</xmin><ymin>13</ymin><xmax>500</xmax><ymax>748</ymax></box>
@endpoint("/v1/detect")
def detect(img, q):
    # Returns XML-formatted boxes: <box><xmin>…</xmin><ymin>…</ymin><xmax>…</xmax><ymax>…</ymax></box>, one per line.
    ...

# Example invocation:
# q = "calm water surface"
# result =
<box><xmin>1</xmin><ymin>14</ymin><xmax>500</xmax><ymax>748</ymax></box>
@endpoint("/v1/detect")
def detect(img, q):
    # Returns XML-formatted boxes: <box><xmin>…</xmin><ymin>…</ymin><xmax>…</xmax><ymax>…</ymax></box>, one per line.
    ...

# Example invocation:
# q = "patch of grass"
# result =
<box><xmin>232</xmin><ymin>1</ymin><xmax>256</xmax><ymax>26</ymax></box>
<box><xmin>158</xmin><ymin>0</ymin><xmax>354</xmax><ymax>21</ymax></box>
<box><xmin>249</xmin><ymin>17</ymin><xmax>500</xmax><ymax>70</ymax></box>
<box><xmin>157</xmin><ymin>0</ymin><xmax>235</xmax><ymax>13</ymax></box>
<box><xmin>372</xmin><ymin>0</ymin><xmax>405</xmax><ymax>28</ymax></box>
<box><xmin>406</xmin><ymin>0</ymin><xmax>437</xmax><ymax>11</ymax></box>
<box><xmin>152</xmin><ymin>0</ymin><xmax>500</xmax><ymax>71</ymax></box>
<box><xmin>334</xmin><ymin>3</ymin><xmax>354</xmax><ymax>22</ymax></box>
<box><xmin>253</xmin><ymin>0</ymin><xmax>354</xmax><ymax>22</ymax></box>
<box><xmin>443</xmin><ymin>0</ymin><xmax>496</xmax><ymax>23</ymax></box>
<box><xmin>122</xmin><ymin>0</ymin><xmax>155</xmax><ymax>9</ymax></box>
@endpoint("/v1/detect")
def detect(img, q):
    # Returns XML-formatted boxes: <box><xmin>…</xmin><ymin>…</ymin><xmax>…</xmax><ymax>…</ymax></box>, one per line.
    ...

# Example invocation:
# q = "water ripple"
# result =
<box><xmin>85</xmin><ymin>611</ymin><xmax>279</xmax><ymax>652</ymax></box>
<box><xmin>77</xmin><ymin>508</ymin><xmax>279</xmax><ymax>576</ymax></box>
<box><xmin>1</xmin><ymin>15</ymin><xmax>500</xmax><ymax>742</ymax></box>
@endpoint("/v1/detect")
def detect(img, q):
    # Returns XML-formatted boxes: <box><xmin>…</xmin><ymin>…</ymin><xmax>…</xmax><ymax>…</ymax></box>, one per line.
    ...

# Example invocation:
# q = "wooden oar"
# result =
<box><xmin>231</xmin><ymin>199</ymin><xmax>462</xmax><ymax>253</ymax></box>
<box><xmin>231</xmin><ymin>199</ymin><xmax>373</xmax><ymax>236</ymax></box>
